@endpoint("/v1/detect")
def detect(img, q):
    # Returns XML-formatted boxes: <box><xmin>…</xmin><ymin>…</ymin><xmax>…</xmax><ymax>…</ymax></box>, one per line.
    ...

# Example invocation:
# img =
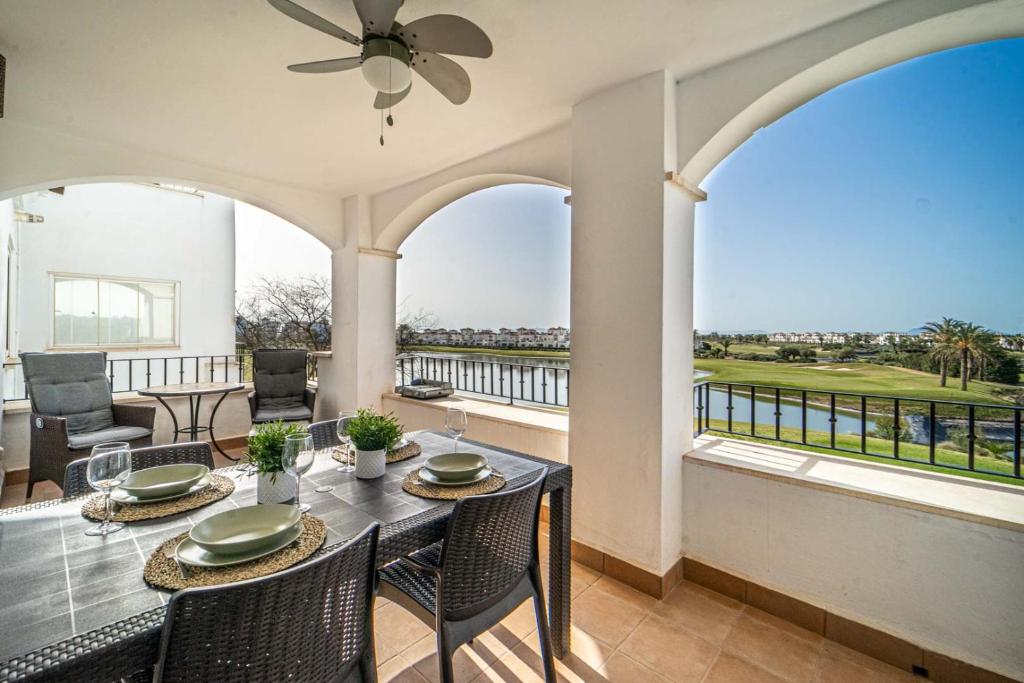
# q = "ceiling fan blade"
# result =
<box><xmin>411</xmin><ymin>52</ymin><xmax>471</xmax><ymax>105</ymax></box>
<box><xmin>267</xmin><ymin>0</ymin><xmax>361</xmax><ymax>46</ymax></box>
<box><xmin>398</xmin><ymin>15</ymin><xmax>492</xmax><ymax>58</ymax></box>
<box><xmin>353</xmin><ymin>0</ymin><xmax>403</xmax><ymax>37</ymax></box>
<box><xmin>288</xmin><ymin>56</ymin><xmax>362</xmax><ymax>73</ymax></box>
<box><xmin>374</xmin><ymin>82</ymin><xmax>411</xmax><ymax>109</ymax></box>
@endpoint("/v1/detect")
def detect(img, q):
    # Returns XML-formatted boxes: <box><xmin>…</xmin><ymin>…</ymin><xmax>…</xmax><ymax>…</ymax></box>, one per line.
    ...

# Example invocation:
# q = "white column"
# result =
<box><xmin>569</xmin><ymin>70</ymin><xmax>695</xmax><ymax>577</ymax></box>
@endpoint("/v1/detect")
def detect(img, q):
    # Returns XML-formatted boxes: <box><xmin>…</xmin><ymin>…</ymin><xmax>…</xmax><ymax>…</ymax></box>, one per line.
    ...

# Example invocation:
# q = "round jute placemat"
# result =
<box><xmin>401</xmin><ymin>468</ymin><xmax>506</xmax><ymax>500</ymax></box>
<box><xmin>333</xmin><ymin>440</ymin><xmax>422</xmax><ymax>466</ymax></box>
<box><xmin>143</xmin><ymin>515</ymin><xmax>327</xmax><ymax>590</ymax></box>
<box><xmin>81</xmin><ymin>474</ymin><xmax>236</xmax><ymax>522</ymax></box>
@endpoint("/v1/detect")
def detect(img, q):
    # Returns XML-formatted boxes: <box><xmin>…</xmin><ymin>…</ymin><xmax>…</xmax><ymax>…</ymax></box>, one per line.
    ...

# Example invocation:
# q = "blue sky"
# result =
<box><xmin>244</xmin><ymin>39</ymin><xmax>1023</xmax><ymax>333</ymax></box>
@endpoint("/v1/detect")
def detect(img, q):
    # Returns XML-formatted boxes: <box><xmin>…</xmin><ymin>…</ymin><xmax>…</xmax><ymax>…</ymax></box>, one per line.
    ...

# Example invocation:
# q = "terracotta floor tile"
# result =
<box><xmin>595</xmin><ymin>652</ymin><xmax>674</xmax><ymax>683</ymax></box>
<box><xmin>377</xmin><ymin>655</ymin><xmax>432</xmax><ymax>683</ymax></box>
<box><xmin>652</xmin><ymin>581</ymin><xmax>743</xmax><ymax>645</ymax></box>
<box><xmin>497</xmin><ymin>601</ymin><xmax>543</xmax><ymax>642</ymax></box>
<box><xmin>821</xmin><ymin>641</ymin><xmax>918</xmax><ymax>682</ymax></box>
<box><xmin>744</xmin><ymin>607</ymin><xmax>824</xmax><ymax>646</ymax></box>
<box><xmin>570</xmin><ymin>582</ymin><xmax>650</xmax><ymax>647</ymax></box>
<box><xmin>619</xmin><ymin>613</ymin><xmax>718</xmax><ymax>682</ymax></box>
<box><xmin>702</xmin><ymin>653</ymin><xmax>788</xmax><ymax>683</ymax></box>
<box><xmin>589</xmin><ymin>576</ymin><xmax>658</xmax><ymax>611</ymax></box>
<box><xmin>722</xmin><ymin>611</ymin><xmax>823</xmax><ymax>683</ymax></box>
<box><xmin>375</xmin><ymin>602</ymin><xmax>435</xmax><ymax>654</ymax></box>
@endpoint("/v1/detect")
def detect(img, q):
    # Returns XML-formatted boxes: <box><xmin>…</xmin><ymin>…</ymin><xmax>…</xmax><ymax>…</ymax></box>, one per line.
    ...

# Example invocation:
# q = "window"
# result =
<box><xmin>51</xmin><ymin>274</ymin><xmax>179</xmax><ymax>348</ymax></box>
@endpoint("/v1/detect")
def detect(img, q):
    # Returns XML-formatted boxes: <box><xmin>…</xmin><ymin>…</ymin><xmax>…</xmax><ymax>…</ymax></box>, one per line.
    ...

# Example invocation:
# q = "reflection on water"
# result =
<box><xmin>702</xmin><ymin>388</ymin><xmax>877</xmax><ymax>434</ymax></box>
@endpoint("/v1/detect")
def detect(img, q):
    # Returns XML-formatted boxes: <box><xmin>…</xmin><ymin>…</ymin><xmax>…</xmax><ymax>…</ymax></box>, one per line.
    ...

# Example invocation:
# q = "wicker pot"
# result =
<box><xmin>256</xmin><ymin>472</ymin><xmax>296</xmax><ymax>504</ymax></box>
<box><xmin>354</xmin><ymin>448</ymin><xmax>386</xmax><ymax>479</ymax></box>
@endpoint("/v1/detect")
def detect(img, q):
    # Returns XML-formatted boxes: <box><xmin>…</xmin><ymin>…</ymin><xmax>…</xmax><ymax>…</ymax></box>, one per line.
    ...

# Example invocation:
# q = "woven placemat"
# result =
<box><xmin>143</xmin><ymin>515</ymin><xmax>327</xmax><ymax>590</ymax></box>
<box><xmin>332</xmin><ymin>440</ymin><xmax>422</xmax><ymax>465</ymax></box>
<box><xmin>81</xmin><ymin>474</ymin><xmax>235</xmax><ymax>522</ymax></box>
<box><xmin>401</xmin><ymin>467</ymin><xmax>506</xmax><ymax>500</ymax></box>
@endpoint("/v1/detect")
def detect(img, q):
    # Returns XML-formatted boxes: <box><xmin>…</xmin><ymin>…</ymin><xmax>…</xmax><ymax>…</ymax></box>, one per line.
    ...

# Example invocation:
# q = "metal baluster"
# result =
<box><xmin>194</xmin><ymin>357</ymin><xmax>199</xmax><ymax>383</ymax></box>
<box><xmin>696</xmin><ymin>384</ymin><xmax>704</xmax><ymax>434</ymax></box>
<box><xmin>929</xmin><ymin>402</ymin><xmax>936</xmax><ymax>464</ymax></box>
<box><xmin>531</xmin><ymin>367</ymin><xmax>536</xmax><ymax>402</ymax></box>
<box><xmin>179</xmin><ymin>358</ymin><xmax>184</xmax><ymax>383</ymax></box>
<box><xmin>750</xmin><ymin>387</ymin><xmax>756</xmax><ymax>436</ymax></box>
<box><xmin>565</xmin><ymin>367</ymin><xmax>570</xmax><ymax>406</ymax></box>
<box><xmin>968</xmin><ymin>404</ymin><xmax>976</xmax><ymax>470</ymax></box>
<box><xmin>209</xmin><ymin>356</ymin><xmax>214</xmax><ymax>382</ymax></box>
<box><xmin>774</xmin><ymin>388</ymin><xmax>781</xmax><ymax>441</ymax></box>
<box><xmin>554</xmin><ymin>368</ymin><xmax>559</xmax><ymax>406</ymax></box>
<box><xmin>1014</xmin><ymin>409</ymin><xmax>1021</xmax><ymax>478</ymax></box>
<box><xmin>128</xmin><ymin>360</ymin><xmax>133</xmax><ymax>392</ymax></box>
<box><xmin>801</xmin><ymin>391</ymin><xmax>807</xmax><ymax>444</ymax></box>
<box><xmin>109</xmin><ymin>360</ymin><xmax>115</xmax><ymax>392</ymax></box>
<box><xmin>542</xmin><ymin>368</ymin><xmax>548</xmax><ymax>404</ymax></box>
<box><xmin>829</xmin><ymin>394</ymin><xmax>836</xmax><ymax>450</ymax></box>
<box><xmin>727</xmin><ymin>384</ymin><xmax>734</xmax><ymax>432</ymax></box>
<box><xmin>146</xmin><ymin>359</ymin><xmax>151</xmax><ymax>389</ymax></box>
<box><xmin>489</xmin><ymin>363</ymin><xmax>494</xmax><ymax>397</ymax></box>
<box><xmin>860</xmin><ymin>396</ymin><xmax>867</xmax><ymax>453</ymax></box>
<box><xmin>893</xmin><ymin>399</ymin><xmax>900</xmax><ymax>459</ymax></box>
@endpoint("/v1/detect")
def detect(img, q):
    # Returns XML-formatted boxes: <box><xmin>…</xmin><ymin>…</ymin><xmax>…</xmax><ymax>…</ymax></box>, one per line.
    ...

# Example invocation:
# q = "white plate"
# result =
<box><xmin>111</xmin><ymin>474</ymin><xmax>212</xmax><ymax>504</ymax></box>
<box><xmin>175</xmin><ymin>522</ymin><xmax>303</xmax><ymax>568</ymax></box>
<box><xmin>417</xmin><ymin>466</ymin><xmax>492</xmax><ymax>487</ymax></box>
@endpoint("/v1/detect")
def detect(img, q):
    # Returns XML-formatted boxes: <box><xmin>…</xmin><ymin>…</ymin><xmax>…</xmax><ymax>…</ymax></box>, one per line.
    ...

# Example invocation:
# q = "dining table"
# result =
<box><xmin>0</xmin><ymin>430</ymin><xmax>572</xmax><ymax>683</ymax></box>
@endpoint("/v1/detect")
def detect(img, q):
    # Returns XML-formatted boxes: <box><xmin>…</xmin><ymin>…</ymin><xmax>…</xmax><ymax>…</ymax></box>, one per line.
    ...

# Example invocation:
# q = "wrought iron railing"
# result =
<box><xmin>692</xmin><ymin>380</ymin><xmax>1023</xmax><ymax>480</ymax></box>
<box><xmin>396</xmin><ymin>353</ymin><xmax>569</xmax><ymax>408</ymax></box>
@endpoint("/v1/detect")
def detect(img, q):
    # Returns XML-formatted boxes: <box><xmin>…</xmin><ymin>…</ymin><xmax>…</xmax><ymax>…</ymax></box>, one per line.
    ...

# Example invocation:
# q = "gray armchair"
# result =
<box><xmin>20</xmin><ymin>351</ymin><xmax>155</xmax><ymax>497</ymax></box>
<box><xmin>248</xmin><ymin>348</ymin><xmax>316</xmax><ymax>425</ymax></box>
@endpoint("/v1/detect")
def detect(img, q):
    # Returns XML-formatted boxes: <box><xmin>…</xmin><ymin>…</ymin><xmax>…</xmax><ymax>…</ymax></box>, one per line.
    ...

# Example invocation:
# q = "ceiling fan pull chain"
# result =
<box><xmin>386</xmin><ymin>42</ymin><xmax>395</xmax><ymax>127</ymax></box>
<box><xmin>379</xmin><ymin>108</ymin><xmax>384</xmax><ymax>146</ymax></box>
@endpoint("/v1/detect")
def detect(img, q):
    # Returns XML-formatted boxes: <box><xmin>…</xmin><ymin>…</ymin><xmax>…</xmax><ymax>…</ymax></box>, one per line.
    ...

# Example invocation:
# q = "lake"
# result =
<box><xmin>400</xmin><ymin>353</ymin><xmax>877</xmax><ymax>435</ymax></box>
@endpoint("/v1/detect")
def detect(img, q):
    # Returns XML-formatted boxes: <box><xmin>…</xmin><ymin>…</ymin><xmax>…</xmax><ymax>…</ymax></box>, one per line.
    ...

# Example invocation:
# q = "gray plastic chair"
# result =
<box><xmin>20</xmin><ymin>351</ymin><xmax>154</xmax><ymax>497</ymax></box>
<box><xmin>379</xmin><ymin>470</ymin><xmax>554</xmax><ymax>683</ymax></box>
<box><xmin>153</xmin><ymin>523</ymin><xmax>380</xmax><ymax>683</ymax></box>
<box><xmin>63</xmin><ymin>442</ymin><xmax>215</xmax><ymax>498</ymax></box>
<box><xmin>248</xmin><ymin>349</ymin><xmax>316</xmax><ymax>424</ymax></box>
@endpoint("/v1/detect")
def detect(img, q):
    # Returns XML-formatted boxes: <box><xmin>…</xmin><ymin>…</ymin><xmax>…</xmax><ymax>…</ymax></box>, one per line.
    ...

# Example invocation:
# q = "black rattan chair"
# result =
<box><xmin>379</xmin><ymin>470</ymin><xmax>554</xmax><ymax>683</ymax></box>
<box><xmin>248</xmin><ymin>349</ymin><xmax>316</xmax><ymax>425</ymax></box>
<box><xmin>63</xmin><ymin>442</ymin><xmax>216</xmax><ymax>498</ymax></box>
<box><xmin>153</xmin><ymin>522</ymin><xmax>380</xmax><ymax>683</ymax></box>
<box><xmin>21</xmin><ymin>351</ymin><xmax>155</xmax><ymax>498</ymax></box>
<box><xmin>308</xmin><ymin>418</ymin><xmax>342</xmax><ymax>451</ymax></box>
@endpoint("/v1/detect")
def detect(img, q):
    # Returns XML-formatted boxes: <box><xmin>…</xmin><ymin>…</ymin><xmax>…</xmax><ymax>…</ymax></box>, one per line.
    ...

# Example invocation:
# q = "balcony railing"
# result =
<box><xmin>3</xmin><ymin>352</ymin><xmax>258</xmax><ymax>402</ymax></box>
<box><xmin>396</xmin><ymin>353</ymin><xmax>569</xmax><ymax>408</ymax></box>
<box><xmin>693</xmin><ymin>380</ymin><xmax>1023</xmax><ymax>481</ymax></box>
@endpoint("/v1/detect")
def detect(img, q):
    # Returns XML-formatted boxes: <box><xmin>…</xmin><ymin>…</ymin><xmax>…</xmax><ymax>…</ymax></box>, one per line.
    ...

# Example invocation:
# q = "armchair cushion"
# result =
<box><xmin>21</xmin><ymin>352</ymin><xmax>115</xmax><ymax>435</ymax></box>
<box><xmin>253</xmin><ymin>405</ymin><xmax>313</xmax><ymax>423</ymax></box>
<box><xmin>253</xmin><ymin>349</ymin><xmax>308</xmax><ymax>412</ymax></box>
<box><xmin>67</xmin><ymin>425</ymin><xmax>154</xmax><ymax>451</ymax></box>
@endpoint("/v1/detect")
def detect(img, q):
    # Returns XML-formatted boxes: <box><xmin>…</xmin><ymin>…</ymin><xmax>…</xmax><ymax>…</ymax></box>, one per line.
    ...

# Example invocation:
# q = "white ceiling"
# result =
<box><xmin>0</xmin><ymin>0</ymin><xmax>887</xmax><ymax>197</ymax></box>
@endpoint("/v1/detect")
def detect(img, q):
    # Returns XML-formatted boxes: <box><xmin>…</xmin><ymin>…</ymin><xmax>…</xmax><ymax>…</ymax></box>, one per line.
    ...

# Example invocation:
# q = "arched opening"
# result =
<box><xmin>693</xmin><ymin>38</ymin><xmax>1023</xmax><ymax>477</ymax></box>
<box><xmin>394</xmin><ymin>183</ymin><xmax>571</xmax><ymax>407</ymax></box>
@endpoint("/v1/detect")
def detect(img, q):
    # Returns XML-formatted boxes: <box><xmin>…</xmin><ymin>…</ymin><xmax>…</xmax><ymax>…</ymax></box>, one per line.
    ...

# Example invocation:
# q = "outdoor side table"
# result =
<box><xmin>138</xmin><ymin>382</ymin><xmax>246</xmax><ymax>459</ymax></box>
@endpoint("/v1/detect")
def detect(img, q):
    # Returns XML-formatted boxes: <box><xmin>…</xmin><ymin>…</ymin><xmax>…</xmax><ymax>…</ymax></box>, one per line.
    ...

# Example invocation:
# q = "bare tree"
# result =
<box><xmin>395</xmin><ymin>301</ymin><xmax>438</xmax><ymax>354</ymax></box>
<box><xmin>236</xmin><ymin>275</ymin><xmax>332</xmax><ymax>351</ymax></box>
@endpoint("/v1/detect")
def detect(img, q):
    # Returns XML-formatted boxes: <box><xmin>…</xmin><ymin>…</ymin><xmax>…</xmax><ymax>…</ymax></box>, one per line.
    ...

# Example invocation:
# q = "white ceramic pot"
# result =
<box><xmin>256</xmin><ymin>472</ymin><xmax>297</xmax><ymax>504</ymax></box>
<box><xmin>355</xmin><ymin>448</ymin><xmax>386</xmax><ymax>479</ymax></box>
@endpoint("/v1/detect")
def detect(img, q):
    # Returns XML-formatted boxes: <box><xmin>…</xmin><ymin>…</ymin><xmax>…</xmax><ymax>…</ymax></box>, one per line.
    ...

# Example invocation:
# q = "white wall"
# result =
<box><xmin>682</xmin><ymin>457</ymin><xmax>1024</xmax><ymax>680</ymax></box>
<box><xmin>14</xmin><ymin>183</ymin><xmax>235</xmax><ymax>364</ymax></box>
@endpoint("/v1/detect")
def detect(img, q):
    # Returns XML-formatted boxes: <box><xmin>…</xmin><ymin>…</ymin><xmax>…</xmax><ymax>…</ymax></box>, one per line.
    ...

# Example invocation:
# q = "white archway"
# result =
<box><xmin>678</xmin><ymin>0</ymin><xmax>1024</xmax><ymax>186</ymax></box>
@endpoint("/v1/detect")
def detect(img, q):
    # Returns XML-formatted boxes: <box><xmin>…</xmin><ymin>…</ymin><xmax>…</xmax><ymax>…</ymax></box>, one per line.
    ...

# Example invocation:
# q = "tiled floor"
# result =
<box><xmin>2</xmin><ymin>448</ymin><xmax>917</xmax><ymax>682</ymax></box>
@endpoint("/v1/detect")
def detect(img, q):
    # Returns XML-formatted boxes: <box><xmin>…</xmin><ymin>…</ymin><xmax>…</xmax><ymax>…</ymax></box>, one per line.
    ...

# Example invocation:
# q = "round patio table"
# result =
<box><xmin>139</xmin><ymin>382</ymin><xmax>246</xmax><ymax>459</ymax></box>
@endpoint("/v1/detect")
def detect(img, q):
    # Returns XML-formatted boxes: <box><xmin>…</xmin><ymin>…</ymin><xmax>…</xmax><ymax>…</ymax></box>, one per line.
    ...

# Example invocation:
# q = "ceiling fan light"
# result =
<box><xmin>361</xmin><ymin>55</ymin><xmax>411</xmax><ymax>94</ymax></box>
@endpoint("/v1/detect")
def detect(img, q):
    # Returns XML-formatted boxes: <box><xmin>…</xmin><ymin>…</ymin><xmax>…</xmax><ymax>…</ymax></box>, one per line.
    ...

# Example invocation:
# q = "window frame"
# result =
<box><xmin>48</xmin><ymin>272</ymin><xmax>181</xmax><ymax>350</ymax></box>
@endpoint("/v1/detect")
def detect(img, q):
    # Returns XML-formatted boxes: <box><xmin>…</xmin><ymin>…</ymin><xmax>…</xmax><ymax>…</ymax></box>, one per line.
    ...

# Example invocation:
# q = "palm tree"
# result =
<box><xmin>719</xmin><ymin>338</ymin><xmax>733</xmax><ymax>358</ymax></box>
<box><xmin>923</xmin><ymin>318</ymin><xmax>961</xmax><ymax>388</ymax></box>
<box><xmin>951</xmin><ymin>322</ymin><xmax>994</xmax><ymax>391</ymax></box>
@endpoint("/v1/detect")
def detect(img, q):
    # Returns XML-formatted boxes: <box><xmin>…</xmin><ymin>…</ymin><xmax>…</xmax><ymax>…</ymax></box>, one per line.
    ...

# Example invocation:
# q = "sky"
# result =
<box><xmin>237</xmin><ymin>38</ymin><xmax>1024</xmax><ymax>333</ymax></box>
<box><xmin>234</xmin><ymin>201</ymin><xmax>331</xmax><ymax>296</ymax></box>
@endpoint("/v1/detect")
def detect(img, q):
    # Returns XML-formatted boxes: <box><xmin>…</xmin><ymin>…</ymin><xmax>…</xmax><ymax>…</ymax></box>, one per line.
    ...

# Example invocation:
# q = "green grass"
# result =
<box><xmin>404</xmin><ymin>345</ymin><xmax>569</xmax><ymax>359</ymax></box>
<box><xmin>695</xmin><ymin>358</ymin><xmax>1016</xmax><ymax>405</ymax></box>
<box><xmin>699</xmin><ymin>419</ymin><xmax>1021</xmax><ymax>486</ymax></box>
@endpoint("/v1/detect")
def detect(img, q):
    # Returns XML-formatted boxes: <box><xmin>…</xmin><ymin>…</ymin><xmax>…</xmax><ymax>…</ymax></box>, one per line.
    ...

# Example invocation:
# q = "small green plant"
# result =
<box><xmin>345</xmin><ymin>409</ymin><xmax>403</xmax><ymax>452</ymax></box>
<box><xmin>245</xmin><ymin>421</ymin><xmax>309</xmax><ymax>480</ymax></box>
<box><xmin>871</xmin><ymin>415</ymin><xmax>911</xmax><ymax>442</ymax></box>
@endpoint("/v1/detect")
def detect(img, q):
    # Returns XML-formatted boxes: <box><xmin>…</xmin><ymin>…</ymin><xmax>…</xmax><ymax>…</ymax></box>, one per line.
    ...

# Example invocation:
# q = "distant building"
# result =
<box><xmin>402</xmin><ymin>325</ymin><xmax>570</xmax><ymax>349</ymax></box>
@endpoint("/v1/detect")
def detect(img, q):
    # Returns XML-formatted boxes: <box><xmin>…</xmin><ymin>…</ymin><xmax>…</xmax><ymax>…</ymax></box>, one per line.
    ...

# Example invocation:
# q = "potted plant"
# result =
<box><xmin>245</xmin><ymin>421</ymin><xmax>309</xmax><ymax>504</ymax></box>
<box><xmin>345</xmin><ymin>409</ymin><xmax>403</xmax><ymax>479</ymax></box>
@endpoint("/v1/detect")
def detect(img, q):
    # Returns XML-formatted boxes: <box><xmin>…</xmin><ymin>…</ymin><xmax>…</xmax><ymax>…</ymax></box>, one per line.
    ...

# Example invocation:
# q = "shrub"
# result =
<box><xmin>872</xmin><ymin>415</ymin><xmax>911</xmax><ymax>442</ymax></box>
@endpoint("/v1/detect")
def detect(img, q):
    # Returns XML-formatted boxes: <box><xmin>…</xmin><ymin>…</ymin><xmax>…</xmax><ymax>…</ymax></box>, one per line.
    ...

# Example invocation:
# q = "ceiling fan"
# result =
<box><xmin>268</xmin><ymin>0</ymin><xmax>492</xmax><ymax>143</ymax></box>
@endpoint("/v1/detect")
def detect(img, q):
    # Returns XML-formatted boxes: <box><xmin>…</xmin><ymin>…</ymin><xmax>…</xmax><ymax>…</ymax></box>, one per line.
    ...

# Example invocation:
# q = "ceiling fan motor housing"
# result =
<box><xmin>361</xmin><ymin>38</ymin><xmax>412</xmax><ymax>93</ymax></box>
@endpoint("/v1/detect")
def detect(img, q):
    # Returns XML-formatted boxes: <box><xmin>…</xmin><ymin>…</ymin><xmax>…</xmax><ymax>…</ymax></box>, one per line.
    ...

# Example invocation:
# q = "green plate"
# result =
<box><xmin>189</xmin><ymin>504</ymin><xmax>302</xmax><ymax>555</ymax></box>
<box><xmin>176</xmin><ymin>523</ymin><xmax>303</xmax><ymax>568</ymax></box>
<box><xmin>423</xmin><ymin>452</ymin><xmax>488</xmax><ymax>482</ymax></box>
<box><xmin>120</xmin><ymin>463</ymin><xmax>209</xmax><ymax>499</ymax></box>
<box><xmin>418</xmin><ymin>466</ymin><xmax>492</xmax><ymax>487</ymax></box>
<box><xmin>111</xmin><ymin>473</ymin><xmax>211</xmax><ymax>504</ymax></box>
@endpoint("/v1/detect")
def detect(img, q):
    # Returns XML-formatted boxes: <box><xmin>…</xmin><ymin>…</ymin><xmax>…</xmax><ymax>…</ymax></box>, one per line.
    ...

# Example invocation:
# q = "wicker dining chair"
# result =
<box><xmin>308</xmin><ymin>418</ymin><xmax>343</xmax><ymax>450</ymax></box>
<box><xmin>62</xmin><ymin>442</ymin><xmax>216</xmax><ymax>498</ymax></box>
<box><xmin>153</xmin><ymin>523</ymin><xmax>380</xmax><ymax>683</ymax></box>
<box><xmin>379</xmin><ymin>469</ymin><xmax>554</xmax><ymax>683</ymax></box>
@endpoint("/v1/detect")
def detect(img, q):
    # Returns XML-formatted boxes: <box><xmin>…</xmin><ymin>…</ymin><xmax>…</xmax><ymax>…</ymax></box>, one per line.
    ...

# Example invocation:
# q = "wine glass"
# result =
<box><xmin>85</xmin><ymin>442</ymin><xmax>132</xmax><ymax>537</ymax></box>
<box><xmin>446</xmin><ymin>407</ymin><xmax>468</xmax><ymax>453</ymax></box>
<box><xmin>282</xmin><ymin>433</ymin><xmax>315</xmax><ymax>513</ymax></box>
<box><xmin>336</xmin><ymin>411</ymin><xmax>356</xmax><ymax>473</ymax></box>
